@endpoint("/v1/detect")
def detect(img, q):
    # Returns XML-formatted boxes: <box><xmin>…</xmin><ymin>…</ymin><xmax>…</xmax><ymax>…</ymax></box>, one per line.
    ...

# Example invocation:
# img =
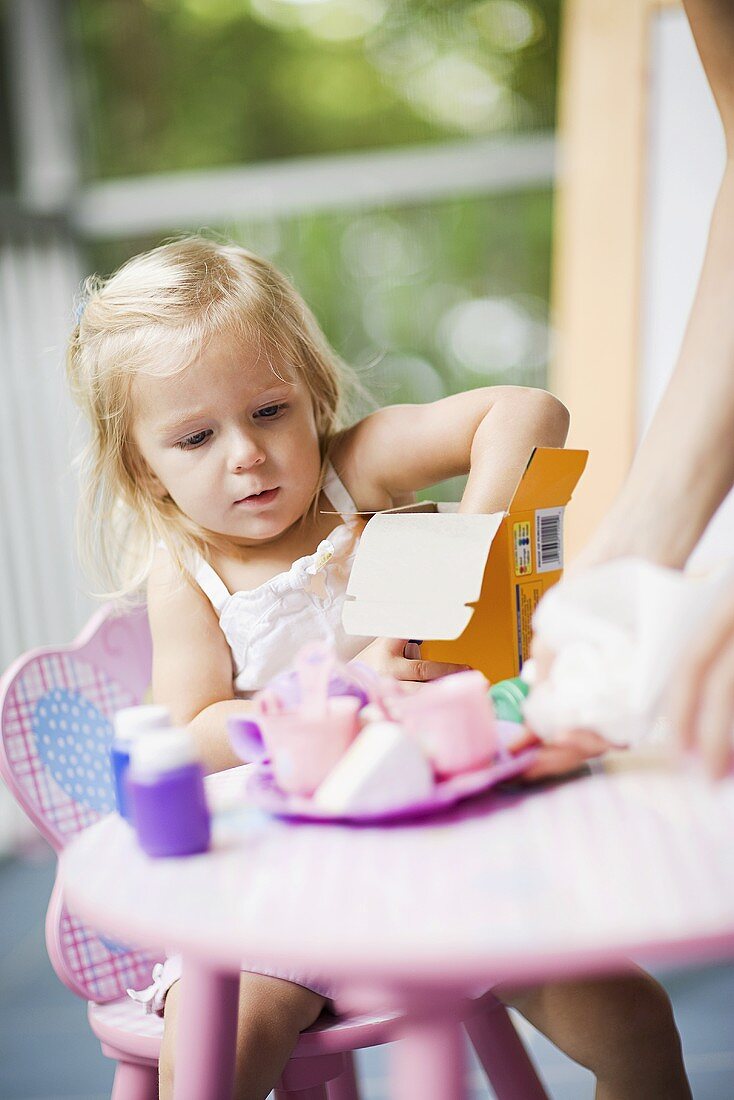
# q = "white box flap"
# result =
<box><xmin>343</xmin><ymin>510</ymin><xmax>504</xmax><ymax>640</ymax></box>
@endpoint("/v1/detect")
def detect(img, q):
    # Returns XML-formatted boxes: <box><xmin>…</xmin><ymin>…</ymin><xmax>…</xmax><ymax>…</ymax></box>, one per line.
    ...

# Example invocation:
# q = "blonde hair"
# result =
<box><xmin>66</xmin><ymin>235</ymin><xmax>363</xmax><ymax>600</ymax></box>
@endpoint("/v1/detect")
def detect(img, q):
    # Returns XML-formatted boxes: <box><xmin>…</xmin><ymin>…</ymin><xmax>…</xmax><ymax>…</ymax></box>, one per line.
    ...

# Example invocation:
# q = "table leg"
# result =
<box><xmin>173</xmin><ymin>957</ymin><xmax>240</xmax><ymax>1100</ymax></box>
<box><xmin>391</xmin><ymin>1014</ymin><xmax>465</xmax><ymax>1100</ymax></box>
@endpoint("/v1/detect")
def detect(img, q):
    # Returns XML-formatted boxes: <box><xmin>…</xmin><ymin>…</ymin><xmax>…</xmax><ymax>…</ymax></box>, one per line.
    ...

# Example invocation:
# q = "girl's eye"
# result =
<box><xmin>176</xmin><ymin>429</ymin><xmax>212</xmax><ymax>450</ymax></box>
<box><xmin>254</xmin><ymin>403</ymin><xmax>287</xmax><ymax>420</ymax></box>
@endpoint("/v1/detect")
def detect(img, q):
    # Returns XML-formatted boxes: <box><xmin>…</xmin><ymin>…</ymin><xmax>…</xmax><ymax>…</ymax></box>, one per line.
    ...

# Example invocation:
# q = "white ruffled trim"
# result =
<box><xmin>126</xmin><ymin>961</ymin><xmax>169</xmax><ymax>1016</ymax></box>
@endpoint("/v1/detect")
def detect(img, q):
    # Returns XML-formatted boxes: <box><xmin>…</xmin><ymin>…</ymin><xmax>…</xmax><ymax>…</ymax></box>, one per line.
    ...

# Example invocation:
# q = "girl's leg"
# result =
<box><xmin>159</xmin><ymin>972</ymin><xmax>326</xmax><ymax>1100</ymax></box>
<box><xmin>497</xmin><ymin>967</ymin><xmax>692</xmax><ymax>1100</ymax></box>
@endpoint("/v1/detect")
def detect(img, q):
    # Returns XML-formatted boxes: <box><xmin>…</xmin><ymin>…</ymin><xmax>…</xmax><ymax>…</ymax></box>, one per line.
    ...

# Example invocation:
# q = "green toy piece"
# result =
<box><xmin>489</xmin><ymin>677</ymin><xmax>530</xmax><ymax>724</ymax></box>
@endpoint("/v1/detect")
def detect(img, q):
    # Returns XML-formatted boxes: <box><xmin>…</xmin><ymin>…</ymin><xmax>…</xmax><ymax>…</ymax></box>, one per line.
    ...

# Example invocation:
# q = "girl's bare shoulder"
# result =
<box><xmin>146</xmin><ymin>545</ymin><xmax>215</xmax><ymax>625</ymax></box>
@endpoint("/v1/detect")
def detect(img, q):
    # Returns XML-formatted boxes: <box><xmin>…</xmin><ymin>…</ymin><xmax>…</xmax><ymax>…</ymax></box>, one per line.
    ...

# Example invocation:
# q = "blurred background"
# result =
<box><xmin>1</xmin><ymin>1</ymin><xmax>733</xmax><ymax>1097</ymax></box>
<box><xmin>0</xmin><ymin>0</ymin><xmax>558</xmax><ymax>670</ymax></box>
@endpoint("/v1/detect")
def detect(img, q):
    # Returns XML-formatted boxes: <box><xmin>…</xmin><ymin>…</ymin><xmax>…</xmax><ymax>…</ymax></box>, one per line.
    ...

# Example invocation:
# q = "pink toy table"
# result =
<box><xmin>59</xmin><ymin>763</ymin><xmax>734</xmax><ymax>1100</ymax></box>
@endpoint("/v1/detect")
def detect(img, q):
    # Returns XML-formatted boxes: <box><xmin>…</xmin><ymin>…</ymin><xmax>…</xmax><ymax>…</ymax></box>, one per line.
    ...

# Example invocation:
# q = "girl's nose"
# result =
<box><xmin>229</xmin><ymin>431</ymin><xmax>266</xmax><ymax>472</ymax></box>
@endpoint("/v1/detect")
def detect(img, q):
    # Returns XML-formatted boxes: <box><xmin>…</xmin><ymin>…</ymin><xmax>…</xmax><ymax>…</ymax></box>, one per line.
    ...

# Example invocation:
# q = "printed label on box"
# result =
<box><xmin>515</xmin><ymin>580</ymin><xmax>545</xmax><ymax>668</ymax></box>
<box><xmin>535</xmin><ymin>507</ymin><xmax>564</xmax><ymax>573</ymax></box>
<box><xmin>513</xmin><ymin>521</ymin><xmax>533</xmax><ymax>576</ymax></box>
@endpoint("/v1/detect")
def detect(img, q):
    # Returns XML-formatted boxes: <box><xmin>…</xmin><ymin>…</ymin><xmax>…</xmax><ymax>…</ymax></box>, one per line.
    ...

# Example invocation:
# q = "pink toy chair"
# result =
<box><xmin>0</xmin><ymin>603</ymin><xmax>549</xmax><ymax>1100</ymax></box>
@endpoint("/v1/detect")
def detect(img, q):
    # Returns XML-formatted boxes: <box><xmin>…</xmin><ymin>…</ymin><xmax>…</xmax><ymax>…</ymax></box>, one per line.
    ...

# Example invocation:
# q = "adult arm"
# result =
<box><xmin>535</xmin><ymin>1</ymin><xmax>734</xmax><ymax>778</ymax></box>
<box><xmin>578</xmin><ymin>0</ymin><xmax>734</xmax><ymax>570</ymax></box>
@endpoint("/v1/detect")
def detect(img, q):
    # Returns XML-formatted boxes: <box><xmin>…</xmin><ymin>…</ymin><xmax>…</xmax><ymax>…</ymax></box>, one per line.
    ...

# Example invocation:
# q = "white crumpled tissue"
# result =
<box><xmin>523</xmin><ymin>557</ymin><xmax>734</xmax><ymax>747</ymax></box>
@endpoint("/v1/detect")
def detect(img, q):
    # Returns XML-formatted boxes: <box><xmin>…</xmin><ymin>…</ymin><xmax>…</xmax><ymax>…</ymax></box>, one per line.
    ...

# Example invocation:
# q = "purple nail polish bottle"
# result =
<box><xmin>127</xmin><ymin>728</ymin><xmax>210</xmax><ymax>857</ymax></box>
<box><xmin>111</xmin><ymin>705</ymin><xmax>171</xmax><ymax>821</ymax></box>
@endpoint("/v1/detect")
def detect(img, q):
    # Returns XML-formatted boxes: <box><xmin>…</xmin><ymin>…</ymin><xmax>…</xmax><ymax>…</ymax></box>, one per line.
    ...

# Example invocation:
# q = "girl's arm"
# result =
<box><xmin>146</xmin><ymin>550</ymin><xmax>249</xmax><ymax>774</ymax></box>
<box><xmin>336</xmin><ymin>386</ymin><xmax>569</xmax><ymax>682</ymax></box>
<box><xmin>333</xmin><ymin>386</ymin><xmax>570</xmax><ymax>513</ymax></box>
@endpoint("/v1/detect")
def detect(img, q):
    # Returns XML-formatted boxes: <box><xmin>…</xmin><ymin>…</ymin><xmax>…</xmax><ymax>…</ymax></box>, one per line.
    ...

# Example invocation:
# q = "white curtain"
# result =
<box><xmin>0</xmin><ymin>223</ymin><xmax>92</xmax><ymax>852</ymax></box>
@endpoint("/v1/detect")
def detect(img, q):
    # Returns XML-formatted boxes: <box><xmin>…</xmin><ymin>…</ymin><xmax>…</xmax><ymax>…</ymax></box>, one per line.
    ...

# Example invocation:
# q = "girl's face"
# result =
<box><xmin>131</xmin><ymin>333</ymin><xmax>323</xmax><ymax>547</ymax></box>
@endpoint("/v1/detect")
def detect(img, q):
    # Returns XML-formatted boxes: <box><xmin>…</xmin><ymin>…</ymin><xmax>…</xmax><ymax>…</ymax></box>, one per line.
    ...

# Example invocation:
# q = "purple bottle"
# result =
<box><xmin>127</xmin><ymin>728</ymin><xmax>210</xmax><ymax>857</ymax></box>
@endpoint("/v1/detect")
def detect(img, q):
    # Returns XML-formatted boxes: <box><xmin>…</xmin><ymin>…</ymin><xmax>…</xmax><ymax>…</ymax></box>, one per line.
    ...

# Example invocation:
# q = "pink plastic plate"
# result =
<box><xmin>241</xmin><ymin>722</ymin><xmax>539</xmax><ymax>824</ymax></box>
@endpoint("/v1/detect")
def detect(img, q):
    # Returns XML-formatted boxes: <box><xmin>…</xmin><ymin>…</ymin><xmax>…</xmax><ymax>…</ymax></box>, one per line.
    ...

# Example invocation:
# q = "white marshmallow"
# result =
<box><xmin>313</xmin><ymin>721</ymin><xmax>434</xmax><ymax>814</ymax></box>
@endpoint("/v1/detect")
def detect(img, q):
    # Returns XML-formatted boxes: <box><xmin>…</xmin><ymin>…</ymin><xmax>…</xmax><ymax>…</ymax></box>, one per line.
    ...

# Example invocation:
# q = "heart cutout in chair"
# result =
<box><xmin>34</xmin><ymin>689</ymin><xmax>116</xmax><ymax>814</ymax></box>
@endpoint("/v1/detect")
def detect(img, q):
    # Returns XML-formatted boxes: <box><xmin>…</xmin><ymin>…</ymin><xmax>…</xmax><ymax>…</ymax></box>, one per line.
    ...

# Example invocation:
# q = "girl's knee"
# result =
<box><xmin>237</xmin><ymin>973</ymin><xmax>326</xmax><ymax>1041</ymax></box>
<box><xmin>231</xmin><ymin>976</ymin><xmax>326</xmax><ymax>1097</ymax></box>
<box><xmin>159</xmin><ymin>973</ymin><xmax>325</xmax><ymax>1100</ymax></box>
<box><xmin>610</xmin><ymin>973</ymin><xmax>678</xmax><ymax>1047</ymax></box>
<box><xmin>579</xmin><ymin>973</ymin><xmax>680</xmax><ymax>1081</ymax></box>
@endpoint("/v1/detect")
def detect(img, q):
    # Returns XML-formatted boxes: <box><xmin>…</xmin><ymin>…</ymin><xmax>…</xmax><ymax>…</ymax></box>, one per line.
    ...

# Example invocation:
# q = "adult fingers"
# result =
<box><xmin>669</xmin><ymin>585</ymin><xmax>734</xmax><ymax>759</ymax></box>
<box><xmin>521</xmin><ymin>744</ymin><xmax>590</xmax><ymax>781</ymax></box>
<box><xmin>528</xmin><ymin>638</ymin><xmax>555</xmax><ymax>683</ymax></box>
<box><xmin>520</xmin><ymin>728</ymin><xmax>610</xmax><ymax>782</ymax></box>
<box><xmin>554</xmin><ymin>727</ymin><xmax>612</xmax><ymax>756</ymax></box>
<box><xmin>691</xmin><ymin>642</ymin><xmax>734</xmax><ymax>778</ymax></box>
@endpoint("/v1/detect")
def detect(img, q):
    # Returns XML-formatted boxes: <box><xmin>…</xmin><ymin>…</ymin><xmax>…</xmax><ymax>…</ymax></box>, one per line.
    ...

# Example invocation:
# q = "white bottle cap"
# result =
<box><xmin>113</xmin><ymin>705</ymin><xmax>171</xmax><ymax>745</ymax></box>
<box><xmin>129</xmin><ymin>727</ymin><xmax>197</xmax><ymax>778</ymax></box>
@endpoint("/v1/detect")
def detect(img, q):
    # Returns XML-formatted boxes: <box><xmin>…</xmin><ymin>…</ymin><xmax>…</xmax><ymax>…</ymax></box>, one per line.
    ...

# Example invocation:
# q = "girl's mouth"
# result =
<box><xmin>235</xmin><ymin>487</ymin><xmax>280</xmax><ymax>508</ymax></box>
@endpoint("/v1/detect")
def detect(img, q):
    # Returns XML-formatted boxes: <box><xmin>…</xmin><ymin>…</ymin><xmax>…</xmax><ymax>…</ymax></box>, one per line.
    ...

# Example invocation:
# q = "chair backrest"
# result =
<box><xmin>0</xmin><ymin>603</ymin><xmax>158</xmax><ymax>1002</ymax></box>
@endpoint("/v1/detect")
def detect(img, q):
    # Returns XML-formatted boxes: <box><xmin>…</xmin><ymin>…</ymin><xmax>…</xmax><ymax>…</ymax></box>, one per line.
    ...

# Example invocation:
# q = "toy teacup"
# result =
<box><xmin>228</xmin><ymin>696</ymin><xmax>361</xmax><ymax>796</ymax></box>
<box><xmin>393</xmin><ymin>670</ymin><xmax>497</xmax><ymax>778</ymax></box>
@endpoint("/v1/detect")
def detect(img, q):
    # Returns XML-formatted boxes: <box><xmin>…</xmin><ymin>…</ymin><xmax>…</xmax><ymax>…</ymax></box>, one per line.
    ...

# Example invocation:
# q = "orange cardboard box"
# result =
<box><xmin>342</xmin><ymin>447</ymin><xmax>588</xmax><ymax>683</ymax></box>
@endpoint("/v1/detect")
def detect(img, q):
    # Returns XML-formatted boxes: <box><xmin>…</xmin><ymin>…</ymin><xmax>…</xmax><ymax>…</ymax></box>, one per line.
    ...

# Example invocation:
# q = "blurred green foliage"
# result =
<box><xmin>69</xmin><ymin>0</ymin><xmax>559</xmax><ymax>178</ymax></box>
<box><xmin>87</xmin><ymin>189</ymin><xmax>553</xmax><ymax>407</ymax></box>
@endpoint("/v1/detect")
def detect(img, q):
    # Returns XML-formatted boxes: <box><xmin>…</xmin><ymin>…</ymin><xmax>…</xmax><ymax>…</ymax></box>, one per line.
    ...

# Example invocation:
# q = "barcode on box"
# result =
<box><xmin>535</xmin><ymin>507</ymin><xmax>564</xmax><ymax>573</ymax></box>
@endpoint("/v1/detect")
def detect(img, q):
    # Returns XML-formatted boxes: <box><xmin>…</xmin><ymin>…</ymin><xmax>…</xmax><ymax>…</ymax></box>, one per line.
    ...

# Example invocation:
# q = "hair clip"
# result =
<box><xmin>73</xmin><ymin>298</ymin><xmax>86</xmax><ymax>325</ymax></box>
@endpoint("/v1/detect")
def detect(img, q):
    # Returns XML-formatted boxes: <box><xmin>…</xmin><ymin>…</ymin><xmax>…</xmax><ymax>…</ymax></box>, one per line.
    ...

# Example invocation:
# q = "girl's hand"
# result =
<box><xmin>670</xmin><ymin>580</ymin><xmax>734</xmax><ymax>779</ymax></box>
<box><xmin>355</xmin><ymin>637</ymin><xmax>470</xmax><ymax>685</ymax></box>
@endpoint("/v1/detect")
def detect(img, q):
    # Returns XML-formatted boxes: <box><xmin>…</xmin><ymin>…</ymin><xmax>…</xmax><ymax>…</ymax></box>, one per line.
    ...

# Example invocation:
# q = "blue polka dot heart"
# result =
<box><xmin>34</xmin><ymin>689</ymin><xmax>116</xmax><ymax>813</ymax></box>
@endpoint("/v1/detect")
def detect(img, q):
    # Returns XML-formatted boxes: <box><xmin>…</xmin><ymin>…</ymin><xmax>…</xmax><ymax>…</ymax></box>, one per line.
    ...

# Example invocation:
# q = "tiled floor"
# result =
<box><xmin>1</xmin><ymin>849</ymin><xmax>732</xmax><ymax>1099</ymax></box>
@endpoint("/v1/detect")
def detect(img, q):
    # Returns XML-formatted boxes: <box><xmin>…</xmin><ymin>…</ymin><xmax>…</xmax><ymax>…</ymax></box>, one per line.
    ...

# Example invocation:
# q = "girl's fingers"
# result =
<box><xmin>355</xmin><ymin>638</ymin><xmax>470</xmax><ymax>682</ymax></box>
<box><xmin>398</xmin><ymin>657</ymin><xmax>471</xmax><ymax>682</ymax></box>
<box><xmin>399</xmin><ymin>640</ymin><xmax>470</xmax><ymax>681</ymax></box>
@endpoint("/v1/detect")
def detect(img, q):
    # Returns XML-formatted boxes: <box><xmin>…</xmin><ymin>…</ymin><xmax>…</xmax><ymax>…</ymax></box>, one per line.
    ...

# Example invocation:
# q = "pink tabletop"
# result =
<box><xmin>59</xmin><ymin>763</ymin><xmax>734</xmax><ymax>989</ymax></box>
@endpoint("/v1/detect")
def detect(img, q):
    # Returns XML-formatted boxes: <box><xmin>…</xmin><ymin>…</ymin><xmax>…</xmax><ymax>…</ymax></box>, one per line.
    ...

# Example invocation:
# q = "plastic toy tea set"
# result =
<box><xmin>226</xmin><ymin>642</ymin><xmax>540</xmax><ymax>824</ymax></box>
<box><xmin>111</xmin><ymin>643</ymin><xmax>541</xmax><ymax>858</ymax></box>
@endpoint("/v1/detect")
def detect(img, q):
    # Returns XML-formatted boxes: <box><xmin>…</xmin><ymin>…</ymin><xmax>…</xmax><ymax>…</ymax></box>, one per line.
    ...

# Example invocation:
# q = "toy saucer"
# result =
<box><xmin>241</xmin><ymin>723</ymin><xmax>539</xmax><ymax>824</ymax></box>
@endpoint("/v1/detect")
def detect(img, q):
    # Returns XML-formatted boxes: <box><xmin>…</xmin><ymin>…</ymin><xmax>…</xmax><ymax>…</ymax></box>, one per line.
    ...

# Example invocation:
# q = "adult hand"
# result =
<box><xmin>520</xmin><ymin>727</ymin><xmax>612</xmax><ymax>782</ymax></box>
<box><xmin>669</xmin><ymin>580</ymin><xmax>734</xmax><ymax>778</ymax></box>
<box><xmin>355</xmin><ymin>637</ymin><xmax>470</xmax><ymax>684</ymax></box>
<box><xmin>521</xmin><ymin>638</ymin><xmax>614</xmax><ymax>781</ymax></box>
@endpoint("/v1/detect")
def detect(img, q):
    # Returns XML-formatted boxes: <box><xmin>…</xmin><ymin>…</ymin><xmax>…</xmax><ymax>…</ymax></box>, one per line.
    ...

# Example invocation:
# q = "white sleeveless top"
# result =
<box><xmin>191</xmin><ymin>463</ymin><xmax>373</xmax><ymax>696</ymax></box>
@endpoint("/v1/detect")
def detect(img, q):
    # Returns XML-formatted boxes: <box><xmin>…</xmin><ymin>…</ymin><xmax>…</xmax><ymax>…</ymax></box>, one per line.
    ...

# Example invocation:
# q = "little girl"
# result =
<box><xmin>67</xmin><ymin>236</ymin><xmax>690</xmax><ymax>1100</ymax></box>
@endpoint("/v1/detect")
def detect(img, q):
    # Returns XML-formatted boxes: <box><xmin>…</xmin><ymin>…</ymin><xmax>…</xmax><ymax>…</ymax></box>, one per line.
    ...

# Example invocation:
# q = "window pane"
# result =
<box><xmin>69</xmin><ymin>0</ymin><xmax>560</xmax><ymax>179</ymax></box>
